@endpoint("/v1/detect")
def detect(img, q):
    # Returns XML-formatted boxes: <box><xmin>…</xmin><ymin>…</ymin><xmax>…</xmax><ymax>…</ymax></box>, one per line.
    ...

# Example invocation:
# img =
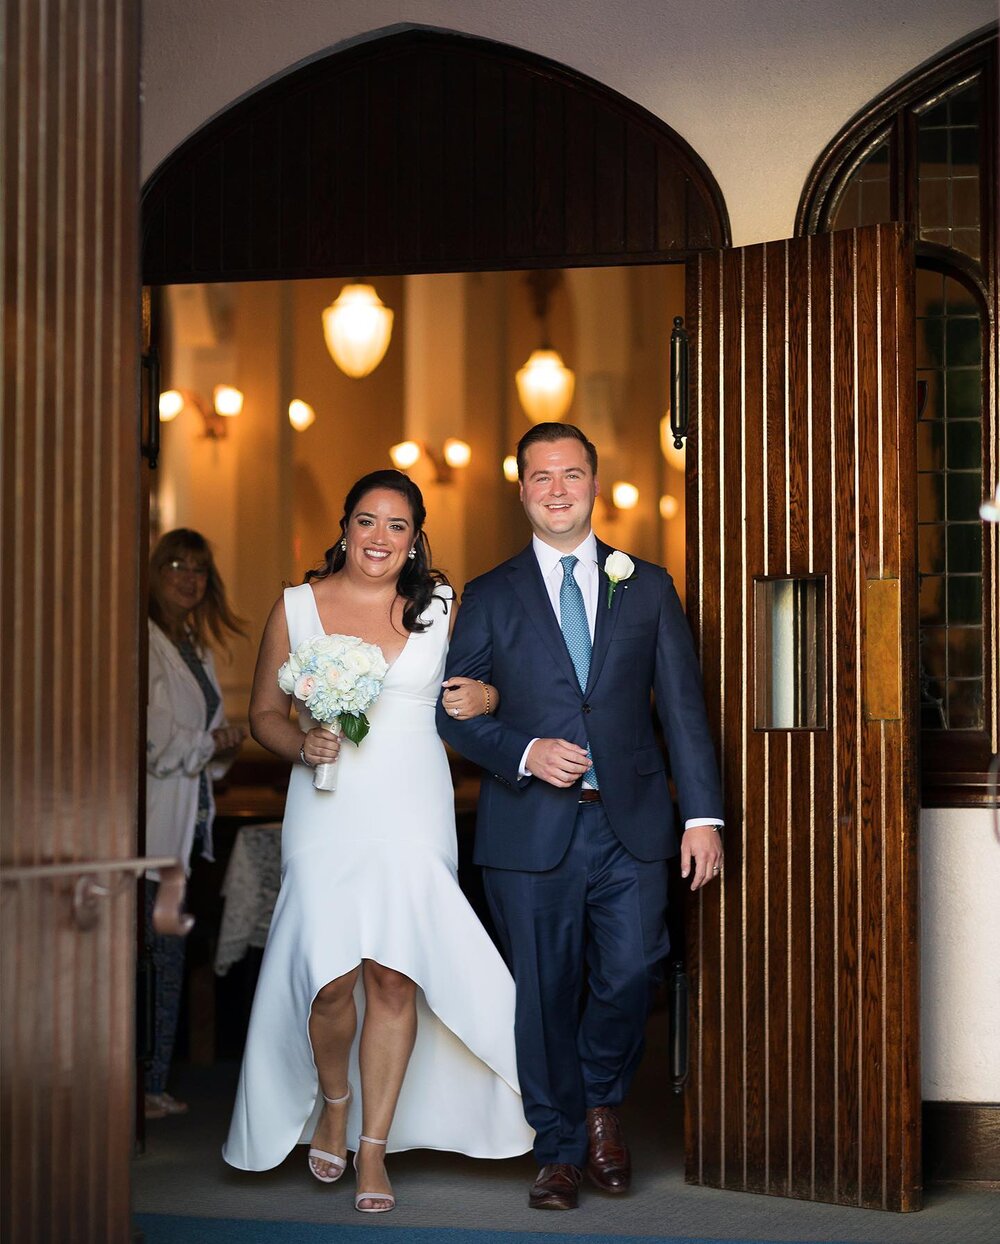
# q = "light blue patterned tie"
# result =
<box><xmin>559</xmin><ymin>555</ymin><xmax>598</xmax><ymax>788</ymax></box>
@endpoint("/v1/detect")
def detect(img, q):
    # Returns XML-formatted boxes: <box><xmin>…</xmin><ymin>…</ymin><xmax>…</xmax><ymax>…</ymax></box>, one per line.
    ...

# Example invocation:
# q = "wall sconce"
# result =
<box><xmin>322</xmin><ymin>283</ymin><xmax>394</xmax><ymax>378</ymax></box>
<box><xmin>516</xmin><ymin>271</ymin><xmax>575</xmax><ymax>424</ymax></box>
<box><xmin>611</xmin><ymin>481</ymin><xmax>639</xmax><ymax>510</ymax></box>
<box><xmin>389</xmin><ymin>438</ymin><xmax>471</xmax><ymax>482</ymax></box>
<box><xmin>158</xmin><ymin>385</ymin><xmax>243</xmax><ymax>439</ymax></box>
<box><xmin>659</xmin><ymin>494</ymin><xmax>679</xmax><ymax>520</ymax></box>
<box><xmin>288</xmin><ymin>399</ymin><xmax>316</xmax><ymax>431</ymax></box>
<box><xmin>502</xmin><ymin>454</ymin><xmax>519</xmax><ymax>483</ymax></box>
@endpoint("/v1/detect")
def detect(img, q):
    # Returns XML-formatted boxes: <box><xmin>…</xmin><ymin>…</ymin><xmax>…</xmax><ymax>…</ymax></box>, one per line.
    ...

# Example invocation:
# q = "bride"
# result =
<box><xmin>222</xmin><ymin>469</ymin><xmax>533</xmax><ymax>1210</ymax></box>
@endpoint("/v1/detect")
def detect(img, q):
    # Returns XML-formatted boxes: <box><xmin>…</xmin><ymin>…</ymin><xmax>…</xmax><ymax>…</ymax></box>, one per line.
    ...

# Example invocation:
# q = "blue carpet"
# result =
<box><xmin>135</xmin><ymin>1214</ymin><xmax>861</xmax><ymax>1244</ymax></box>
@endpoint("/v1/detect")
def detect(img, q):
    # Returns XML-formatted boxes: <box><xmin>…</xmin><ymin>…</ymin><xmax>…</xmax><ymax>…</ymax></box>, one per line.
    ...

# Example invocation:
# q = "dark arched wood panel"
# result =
<box><xmin>141</xmin><ymin>28</ymin><xmax>730</xmax><ymax>283</ymax></box>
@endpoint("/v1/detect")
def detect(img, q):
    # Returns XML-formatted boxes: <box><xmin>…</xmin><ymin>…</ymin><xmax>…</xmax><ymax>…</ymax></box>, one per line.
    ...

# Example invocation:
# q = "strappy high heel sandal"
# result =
<box><xmin>353</xmin><ymin>1135</ymin><xmax>395</xmax><ymax>1213</ymax></box>
<box><xmin>307</xmin><ymin>1086</ymin><xmax>351</xmax><ymax>1183</ymax></box>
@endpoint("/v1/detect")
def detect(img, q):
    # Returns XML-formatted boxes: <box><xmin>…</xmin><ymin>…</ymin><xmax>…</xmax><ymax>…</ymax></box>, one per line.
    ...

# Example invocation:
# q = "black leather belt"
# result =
<box><xmin>578</xmin><ymin>789</ymin><xmax>602</xmax><ymax>804</ymax></box>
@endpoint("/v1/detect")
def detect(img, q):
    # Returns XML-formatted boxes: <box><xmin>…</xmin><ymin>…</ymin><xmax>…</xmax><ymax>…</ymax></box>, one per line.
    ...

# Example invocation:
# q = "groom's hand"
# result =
<box><xmin>526</xmin><ymin>739</ymin><xmax>591</xmax><ymax>788</ymax></box>
<box><xmin>681</xmin><ymin>824</ymin><xmax>723</xmax><ymax>891</ymax></box>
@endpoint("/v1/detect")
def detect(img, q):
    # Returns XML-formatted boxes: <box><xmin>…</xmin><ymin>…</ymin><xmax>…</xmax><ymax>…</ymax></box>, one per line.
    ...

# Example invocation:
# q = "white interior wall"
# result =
<box><xmin>920</xmin><ymin>808</ymin><xmax>1000</xmax><ymax>1101</ymax></box>
<box><xmin>141</xmin><ymin>0</ymin><xmax>1000</xmax><ymax>1103</ymax></box>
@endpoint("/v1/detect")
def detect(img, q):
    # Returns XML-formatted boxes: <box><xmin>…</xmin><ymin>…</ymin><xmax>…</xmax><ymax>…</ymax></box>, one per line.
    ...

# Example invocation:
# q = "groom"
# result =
<box><xmin>437</xmin><ymin>422</ymin><xmax>723</xmax><ymax>1210</ymax></box>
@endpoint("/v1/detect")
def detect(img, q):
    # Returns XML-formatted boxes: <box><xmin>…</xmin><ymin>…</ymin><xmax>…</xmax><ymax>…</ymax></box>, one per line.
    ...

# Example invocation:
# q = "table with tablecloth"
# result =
<box><xmin>213</xmin><ymin>823</ymin><xmax>281</xmax><ymax>976</ymax></box>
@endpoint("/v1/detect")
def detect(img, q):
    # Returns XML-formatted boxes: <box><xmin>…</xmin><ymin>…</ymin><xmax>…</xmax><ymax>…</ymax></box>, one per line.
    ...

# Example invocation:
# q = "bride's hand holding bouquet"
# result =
<box><xmin>279</xmin><ymin>633</ymin><xmax>389</xmax><ymax>790</ymax></box>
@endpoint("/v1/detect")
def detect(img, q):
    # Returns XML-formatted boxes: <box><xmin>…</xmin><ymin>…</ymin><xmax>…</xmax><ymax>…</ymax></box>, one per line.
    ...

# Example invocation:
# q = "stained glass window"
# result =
<box><xmin>916</xmin><ymin>77</ymin><xmax>982</xmax><ymax>262</ymax></box>
<box><xmin>830</xmin><ymin>133</ymin><xmax>892</xmax><ymax>231</ymax></box>
<box><xmin>916</xmin><ymin>270</ymin><xmax>984</xmax><ymax>730</ymax></box>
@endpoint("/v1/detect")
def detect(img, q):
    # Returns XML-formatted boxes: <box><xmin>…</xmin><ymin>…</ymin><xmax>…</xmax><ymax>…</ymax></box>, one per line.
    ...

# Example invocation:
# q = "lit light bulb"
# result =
<box><xmin>612</xmin><ymin>481</ymin><xmax>639</xmax><ymax>510</ymax></box>
<box><xmin>158</xmin><ymin>389</ymin><xmax>184</xmax><ymax>422</ymax></box>
<box><xmin>288</xmin><ymin>399</ymin><xmax>316</xmax><ymax>431</ymax></box>
<box><xmin>659</xmin><ymin>494</ymin><xmax>679</xmax><ymax>520</ymax></box>
<box><xmin>502</xmin><ymin>455</ymin><xmax>519</xmax><ymax>483</ymax></box>
<box><xmin>389</xmin><ymin>440</ymin><xmax>422</xmax><ymax>470</ymax></box>
<box><xmin>322</xmin><ymin>284</ymin><xmax>394</xmax><ymax>378</ymax></box>
<box><xmin>443</xmin><ymin>438</ymin><xmax>471</xmax><ymax>469</ymax></box>
<box><xmin>515</xmin><ymin>348</ymin><xmax>575</xmax><ymax>423</ymax></box>
<box><xmin>981</xmin><ymin>482</ymin><xmax>1000</xmax><ymax>522</ymax></box>
<box><xmin>213</xmin><ymin>385</ymin><xmax>244</xmax><ymax>417</ymax></box>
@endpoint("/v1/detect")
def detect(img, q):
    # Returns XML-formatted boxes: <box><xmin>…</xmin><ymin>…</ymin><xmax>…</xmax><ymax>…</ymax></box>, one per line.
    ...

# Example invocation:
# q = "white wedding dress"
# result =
<box><xmin>223</xmin><ymin>583</ymin><xmax>534</xmax><ymax>1170</ymax></box>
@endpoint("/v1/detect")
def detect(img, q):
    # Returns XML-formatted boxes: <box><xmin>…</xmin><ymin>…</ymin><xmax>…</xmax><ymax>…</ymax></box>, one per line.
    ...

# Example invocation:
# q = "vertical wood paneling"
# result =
<box><xmin>720</xmin><ymin>249</ymin><xmax>745</xmax><ymax>1190</ymax></box>
<box><xmin>809</xmin><ymin>230</ymin><xmax>837</xmax><ymax>1203</ymax></box>
<box><xmin>832</xmin><ymin>226</ymin><xmax>861</xmax><ymax>1207</ymax></box>
<box><xmin>1</xmin><ymin>1</ymin><xmax>140</xmax><ymax>1241</ymax></box>
<box><xmin>764</xmin><ymin>241</ymin><xmax>791</xmax><ymax>1196</ymax></box>
<box><xmin>786</xmin><ymin>235</ymin><xmax>814</xmax><ymax>1201</ymax></box>
<box><xmin>741</xmin><ymin>243</ymin><xmax>767</xmax><ymax>1194</ymax></box>
<box><xmin>686</xmin><ymin>225</ymin><xmax>919</xmax><ymax>1211</ymax></box>
<box><xmin>686</xmin><ymin>251</ymin><xmax>723</xmax><ymax>1189</ymax></box>
<box><xmin>141</xmin><ymin>31</ymin><xmax>730</xmax><ymax>284</ymax></box>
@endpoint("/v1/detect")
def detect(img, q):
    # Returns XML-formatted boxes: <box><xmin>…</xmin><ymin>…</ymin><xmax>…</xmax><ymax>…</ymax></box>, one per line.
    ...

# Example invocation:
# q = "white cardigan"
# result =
<box><xmin>146</xmin><ymin>620</ymin><xmax>231</xmax><ymax>879</ymax></box>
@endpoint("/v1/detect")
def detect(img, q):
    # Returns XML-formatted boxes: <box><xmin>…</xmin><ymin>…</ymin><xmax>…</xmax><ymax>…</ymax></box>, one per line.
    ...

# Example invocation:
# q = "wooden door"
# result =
<box><xmin>1</xmin><ymin>2</ymin><xmax>142</xmax><ymax>1240</ymax></box>
<box><xmin>685</xmin><ymin>224</ymin><xmax>921</xmax><ymax>1210</ymax></box>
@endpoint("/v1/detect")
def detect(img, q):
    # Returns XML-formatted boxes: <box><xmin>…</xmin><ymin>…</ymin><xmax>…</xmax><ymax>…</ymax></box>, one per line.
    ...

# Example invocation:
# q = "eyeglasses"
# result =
<box><xmin>165</xmin><ymin>560</ymin><xmax>209</xmax><ymax>577</ymax></box>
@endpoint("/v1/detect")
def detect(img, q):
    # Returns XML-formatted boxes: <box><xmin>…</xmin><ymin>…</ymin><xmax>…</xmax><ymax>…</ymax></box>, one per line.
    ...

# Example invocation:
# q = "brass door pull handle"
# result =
<box><xmin>2</xmin><ymin>857</ymin><xmax>192</xmax><ymax>935</ymax></box>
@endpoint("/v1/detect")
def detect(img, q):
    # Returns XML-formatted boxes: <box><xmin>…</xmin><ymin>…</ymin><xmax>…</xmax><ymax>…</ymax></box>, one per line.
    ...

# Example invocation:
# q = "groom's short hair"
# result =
<box><xmin>516</xmin><ymin>423</ymin><xmax>598</xmax><ymax>479</ymax></box>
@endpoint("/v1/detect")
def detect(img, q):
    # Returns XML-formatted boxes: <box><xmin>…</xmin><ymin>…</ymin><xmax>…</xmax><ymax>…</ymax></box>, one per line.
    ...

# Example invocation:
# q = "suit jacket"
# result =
<box><xmin>436</xmin><ymin>539</ymin><xmax>723</xmax><ymax>871</ymax></box>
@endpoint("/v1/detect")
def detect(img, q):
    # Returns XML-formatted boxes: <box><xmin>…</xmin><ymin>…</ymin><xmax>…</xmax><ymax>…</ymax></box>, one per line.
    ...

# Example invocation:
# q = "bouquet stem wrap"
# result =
<box><xmin>312</xmin><ymin>722</ymin><xmax>343</xmax><ymax>791</ymax></box>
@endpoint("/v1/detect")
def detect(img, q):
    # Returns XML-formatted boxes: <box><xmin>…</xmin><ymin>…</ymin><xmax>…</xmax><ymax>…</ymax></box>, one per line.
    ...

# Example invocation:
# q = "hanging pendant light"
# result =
<box><xmin>516</xmin><ymin>348</ymin><xmax>576</xmax><ymax>423</ymax></box>
<box><xmin>322</xmin><ymin>283</ymin><xmax>394</xmax><ymax>378</ymax></box>
<box><xmin>516</xmin><ymin>271</ymin><xmax>575</xmax><ymax>424</ymax></box>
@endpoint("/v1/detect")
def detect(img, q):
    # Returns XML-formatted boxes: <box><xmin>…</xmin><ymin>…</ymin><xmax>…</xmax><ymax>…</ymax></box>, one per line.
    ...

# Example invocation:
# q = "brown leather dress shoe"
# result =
<box><xmin>586</xmin><ymin>1105</ymin><xmax>631</xmax><ymax>1192</ymax></box>
<box><xmin>529</xmin><ymin>1163</ymin><xmax>582</xmax><ymax>1210</ymax></box>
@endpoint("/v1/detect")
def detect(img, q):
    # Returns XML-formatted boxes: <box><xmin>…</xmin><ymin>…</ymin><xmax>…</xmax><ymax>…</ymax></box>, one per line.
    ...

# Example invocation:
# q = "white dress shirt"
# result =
<box><xmin>517</xmin><ymin>532</ymin><xmax>722</xmax><ymax>833</ymax></box>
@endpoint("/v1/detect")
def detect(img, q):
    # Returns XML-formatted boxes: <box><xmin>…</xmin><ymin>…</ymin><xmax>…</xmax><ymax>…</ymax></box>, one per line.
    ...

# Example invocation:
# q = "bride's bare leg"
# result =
<box><xmin>307</xmin><ymin>966</ymin><xmax>360</xmax><ymax>1179</ymax></box>
<box><xmin>356</xmin><ymin>960</ymin><xmax>417</xmax><ymax>1209</ymax></box>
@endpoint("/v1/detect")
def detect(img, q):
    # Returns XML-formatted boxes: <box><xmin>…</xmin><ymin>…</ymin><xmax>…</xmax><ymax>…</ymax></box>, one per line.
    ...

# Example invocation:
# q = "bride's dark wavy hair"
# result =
<box><xmin>305</xmin><ymin>469</ymin><xmax>448</xmax><ymax>633</ymax></box>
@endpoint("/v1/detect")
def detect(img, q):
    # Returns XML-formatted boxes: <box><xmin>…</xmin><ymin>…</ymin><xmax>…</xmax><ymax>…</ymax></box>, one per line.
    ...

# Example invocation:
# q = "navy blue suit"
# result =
<box><xmin>437</xmin><ymin>539</ymin><xmax>722</xmax><ymax>1164</ymax></box>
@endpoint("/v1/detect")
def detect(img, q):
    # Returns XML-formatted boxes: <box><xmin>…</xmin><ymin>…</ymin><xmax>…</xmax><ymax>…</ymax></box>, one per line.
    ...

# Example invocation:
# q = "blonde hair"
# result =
<box><xmin>148</xmin><ymin>528</ymin><xmax>248</xmax><ymax>654</ymax></box>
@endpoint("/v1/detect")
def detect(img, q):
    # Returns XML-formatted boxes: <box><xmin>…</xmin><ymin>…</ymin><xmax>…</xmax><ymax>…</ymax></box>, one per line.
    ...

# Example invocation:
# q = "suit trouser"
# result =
<box><xmin>483</xmin><ymin>802</ymin><xmax>670</xmax><ymax>1166</ymax></box>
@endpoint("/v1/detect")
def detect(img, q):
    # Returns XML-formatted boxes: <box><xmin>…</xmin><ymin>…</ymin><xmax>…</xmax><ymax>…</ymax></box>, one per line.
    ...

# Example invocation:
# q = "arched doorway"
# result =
<box><xmin>140</xmin><ymin>19</ymin><xmax>728</xmax><ymax>1205</ymax></box>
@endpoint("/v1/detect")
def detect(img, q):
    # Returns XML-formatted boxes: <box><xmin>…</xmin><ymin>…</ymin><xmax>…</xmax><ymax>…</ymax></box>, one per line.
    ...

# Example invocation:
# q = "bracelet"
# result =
<box><xmin>299</xmin><ymin>743</ymin><xmax>315</xmax><ymax>768</ymax></box>
<box><xmin>477</xmin><ymin>679</ymin><xmax>492</xmax><ymax>715</ymax></box>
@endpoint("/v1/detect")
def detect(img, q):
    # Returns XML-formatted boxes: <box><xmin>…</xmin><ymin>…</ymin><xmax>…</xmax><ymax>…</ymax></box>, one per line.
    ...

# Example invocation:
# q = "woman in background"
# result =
<box><xmin>144</xmin><ymin>528</ymin><xmax>247</xmax><ymax>1119</ymax></box>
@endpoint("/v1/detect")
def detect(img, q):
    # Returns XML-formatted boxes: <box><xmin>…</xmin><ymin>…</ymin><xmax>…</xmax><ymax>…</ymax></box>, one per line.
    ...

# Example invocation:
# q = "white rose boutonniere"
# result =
<box><xmin>604</xmin><ymin>550</ymin><xmax>636</xmax><ymax>608</ymax></box>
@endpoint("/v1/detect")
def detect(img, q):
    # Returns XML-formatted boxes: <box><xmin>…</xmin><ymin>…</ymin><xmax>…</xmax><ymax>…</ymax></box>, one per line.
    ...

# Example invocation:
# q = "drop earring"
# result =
<box><xmin>340</xmin><ymin>538</ymin><xmax>347</xmax><ymax>551</ymax></box>
<box><xmin>407</xmin><ymin>547</ymin><xmax>416</xmax><ymax>560</ymax></box>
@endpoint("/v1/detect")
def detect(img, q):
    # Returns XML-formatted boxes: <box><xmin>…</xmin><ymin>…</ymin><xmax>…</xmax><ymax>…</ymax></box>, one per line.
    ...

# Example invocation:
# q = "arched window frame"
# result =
<box><xmin>797</xmin><ymin>27</ymin><xmax>999</xmax><ymax>808</ymax></box>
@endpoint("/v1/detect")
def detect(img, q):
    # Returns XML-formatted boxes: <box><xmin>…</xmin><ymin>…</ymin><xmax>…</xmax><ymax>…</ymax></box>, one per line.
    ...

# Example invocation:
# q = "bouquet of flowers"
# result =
<box><xmin>278</xmin><ymin>633</ymin><xmax>389</xmax><ymax>791</ymax></box>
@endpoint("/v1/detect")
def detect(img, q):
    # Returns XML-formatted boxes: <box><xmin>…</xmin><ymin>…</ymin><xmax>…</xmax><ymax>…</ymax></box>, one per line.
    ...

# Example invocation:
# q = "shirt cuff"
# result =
<box><xmin>518</xmin><ymin>739</ymin><xmax>540</xmax><ymax>778</ymax></box>
<box><xmin>685</xmin><ymin>819</ymin><xmax>724</xmax><ymax>831</ymax></box>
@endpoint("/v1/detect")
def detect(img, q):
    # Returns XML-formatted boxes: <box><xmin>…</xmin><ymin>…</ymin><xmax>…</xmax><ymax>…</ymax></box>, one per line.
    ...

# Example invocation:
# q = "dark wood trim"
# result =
<box><xmin>923</xmin><ymin>1102</ymin><xmax>1000</xmax><ymax>1181</ymax></box>
<box><xmin>795</xmin><ymin>26</ymin><xmax>998</xmax><ymax>237</ymax></box>
<box><xmin>922</xmin><ymin>730</ymin><xmax>998</xmax><ymax>807</ymax></box>
<box><xmin>141</xmin><ymin>28</ymin><xmax>730</xmax><ymax>285</ymax></box>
